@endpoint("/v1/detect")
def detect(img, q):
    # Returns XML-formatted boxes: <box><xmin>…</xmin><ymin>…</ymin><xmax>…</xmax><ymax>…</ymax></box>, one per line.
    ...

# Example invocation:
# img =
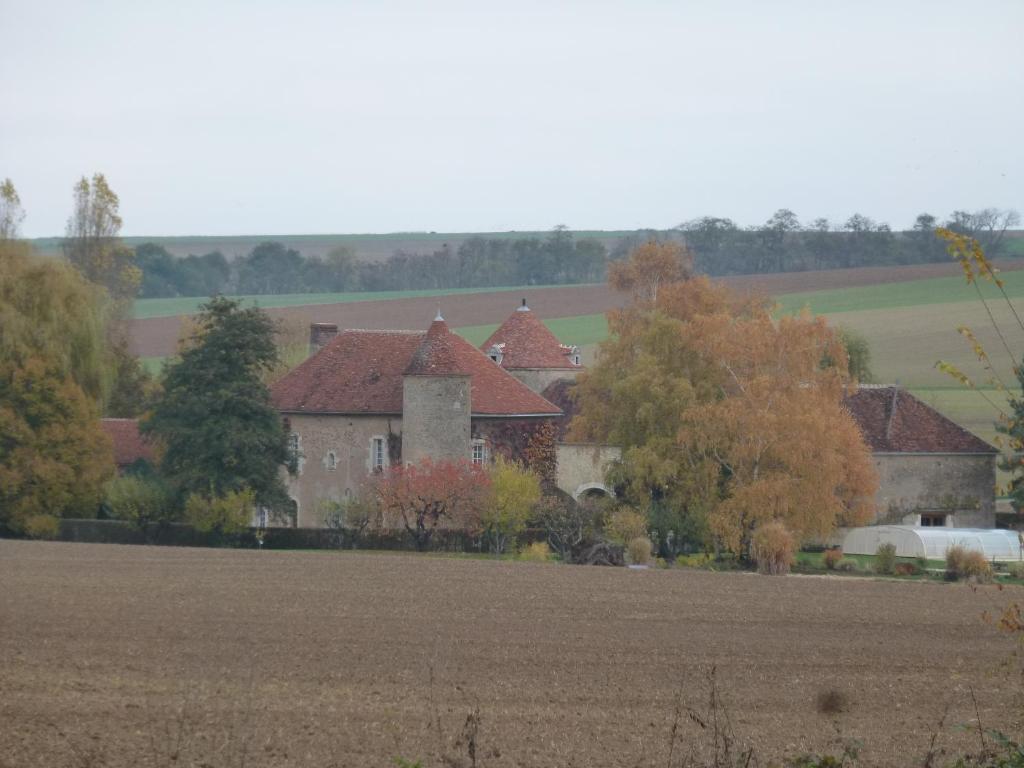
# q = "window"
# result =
<box><xmin>471</xmin><ymin>439</ymin><xmax>488</xmax><ymax>465</ymax></box>
<box><xmin>572</xmin><ymin>354</ymin><xmax>581</xmax><ymax>366</ymax></box>
<box><xmin>371</xmin><ymin>436</ymin><xmax>386</xmax><ymax>472</ymax></box>
<box><xmin>920</xmin><ymin>513</ymin><xmax>947</xmax><ymax>527</ymax></box>
<box><xmin>326</xmin><ymin>451</ymin><xmax>337</xmax><ymax>471</ymax></box>
<box><xmin>287</xmin><ymin>432</ymin><xmax>302</xmax><ymax>474</ymax></box>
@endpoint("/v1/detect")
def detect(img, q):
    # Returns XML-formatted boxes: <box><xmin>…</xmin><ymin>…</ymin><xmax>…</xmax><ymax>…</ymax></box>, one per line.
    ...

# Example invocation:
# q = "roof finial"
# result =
<box><xmin>517</xmin><ymin>297</ymin><xmax>529</xmax><ymax>312</ymax></box>
<box><xmin>435</xmin><ymin>304</ymin><xmax>444</xmax><ymax>322</ymax></box>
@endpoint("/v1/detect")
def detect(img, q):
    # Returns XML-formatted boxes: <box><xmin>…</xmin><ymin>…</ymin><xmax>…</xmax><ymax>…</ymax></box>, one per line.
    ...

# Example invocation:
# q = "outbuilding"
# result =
<box><xmin>843</xmin><ymin>525</ymin><xmax>1021</xmax><ymax>561</ymax></box>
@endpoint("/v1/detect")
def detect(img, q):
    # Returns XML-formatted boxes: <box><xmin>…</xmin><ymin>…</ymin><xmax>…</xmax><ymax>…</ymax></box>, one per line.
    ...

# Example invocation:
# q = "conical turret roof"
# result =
<box><xmin>482</xmin><ymin>299</ymin><xmax>580</xmax><ymax>370</ymax></box>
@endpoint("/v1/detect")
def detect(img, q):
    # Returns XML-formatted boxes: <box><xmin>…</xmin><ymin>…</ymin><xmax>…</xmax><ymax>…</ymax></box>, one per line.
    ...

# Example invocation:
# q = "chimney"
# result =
<box><xmin>309</xmin><ymin>323</ymin><xmax>338</xmax><ymax>357</ymax></box>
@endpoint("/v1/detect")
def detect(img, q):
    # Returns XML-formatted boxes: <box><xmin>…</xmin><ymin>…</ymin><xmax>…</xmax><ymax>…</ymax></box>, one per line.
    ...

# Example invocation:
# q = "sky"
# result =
<box><xmin>1</xmin><ymin>0</ymin><xmax>1021</xmax><ymax>238</ymax></box>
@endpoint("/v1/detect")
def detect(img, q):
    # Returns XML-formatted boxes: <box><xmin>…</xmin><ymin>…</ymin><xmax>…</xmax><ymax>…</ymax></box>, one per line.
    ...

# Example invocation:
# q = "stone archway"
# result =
<box><xmin>573</xmin><ymin>483</ymin><xmax>613</xmax><ymax>502</ymax></box>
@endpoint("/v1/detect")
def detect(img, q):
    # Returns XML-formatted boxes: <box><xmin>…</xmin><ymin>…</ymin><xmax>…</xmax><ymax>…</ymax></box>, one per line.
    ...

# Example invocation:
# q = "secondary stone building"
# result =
<box><xmin>270</xmin><ymin>302</ymin><xmax>613</xmax><ymax>527</ymax></box>
<box><xmin>844</xmin><ymin>385</ymin><xmax>997</xmax><ymax>528</ymax></box>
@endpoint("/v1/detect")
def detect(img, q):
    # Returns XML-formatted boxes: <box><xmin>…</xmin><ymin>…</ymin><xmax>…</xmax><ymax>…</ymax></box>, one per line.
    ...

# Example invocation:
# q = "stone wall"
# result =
<box><xmin>873</xmin><ymin>452</ymin><xmax>996</xmax><ymax>528</ymax></box>
<box><xmin>555</xmin><ymin>443</ymin><xmax>621</xmax><ymax>500</ymax></box>
<box><xmin>507</xmin><ymin>368</ymin><xmax>579</xmax><ymax>395</ymax></box>
<box><xmin>282</xmin><ymin>413</ymin><xmax>400</xmax><ymax>527</ymax></box>
<box><xmin>401</xmin><ymin>374</ymin><xmax>471</xmax><ymax>464</ymax></box>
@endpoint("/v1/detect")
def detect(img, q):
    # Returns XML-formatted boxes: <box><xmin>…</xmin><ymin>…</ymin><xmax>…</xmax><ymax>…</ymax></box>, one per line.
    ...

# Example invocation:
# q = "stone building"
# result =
<box><xmin>482</xmin><ymin>299</ymin><xmax>583</xmax><ymax>392</ymax></box>
<box><xmin>844</xmin><ymin>385</ymin><xmax>997</xmax><ymax>528</ymax></box>
<box><xmin>270</xmin><ymin>303</ymin><xmax>612</xmax><ymax>527</ymax></box>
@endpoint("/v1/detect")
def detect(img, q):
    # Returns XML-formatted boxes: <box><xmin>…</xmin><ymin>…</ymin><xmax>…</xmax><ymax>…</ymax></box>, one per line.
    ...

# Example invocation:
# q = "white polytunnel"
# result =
<box><xmin>842</xmin><ymin>525</ymin><xmax>1023</xmax><ymax>562</ymax></box>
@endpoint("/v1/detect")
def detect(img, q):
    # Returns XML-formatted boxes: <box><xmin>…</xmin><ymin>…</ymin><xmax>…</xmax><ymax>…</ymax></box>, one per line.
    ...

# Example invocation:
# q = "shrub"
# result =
<box><xmin>104</xmin><ymin>475</ymin><xmax>175</xmax><ymax>529</ymax></box>
<box><xmin>873</xmin><ymin>543</ymin><xmax>897</xmax><ymax>575</ymax></box>
<box><xmin>945</xmin><ymin>546</ymin><xmax>993</xmax><ymax>582</ymax></box>
<box><xmin>822</xmin><ymin>547</ymin><xmax>843</xmax><ymax>570</ymax></box>
<box><xmin>627</xmin><ymin>536</ymin><xmax>653</xmax><ymax>565</ymax></box>
<box><xmin>945</xmin><ymin>545</ymin><xmax>968</xmax><ymax>580</ymax></box>
<box><xmin>605</xmin><ymin>507</ymin><xmax>648</xmax><ymax>546</ymax></box>
<box><xmin>184</xmin><ymin>488</ymin><xmax>256</xmax><ymax>535</ymax></box>
<box><xmin>518</xmin><ymin>541</ymin><xmax>552</xmax><ymax>562</ymax></box>
<box><xmin>894</xmin><ymin>561</ymin><xmax>921</xmax><ymax>577</ymax></box>
<box><xmin>1007</xmin><ymin>561</ymin><xmax>1024</xmax><ymax>580</ymax></box>
<box><xmin>482</xmin><ymin>457</ymin><xmax>542</xmax><ymax>554</ymax></box>
<box><xmin>836</xmin><ymin>559</ymin><xmax>858</xmax><ymax>572</ymax></box>
<box><xmin>750</xmin><ymin>522</ymin><xmax>795</xmax><ymax>575</ymax></box>
<box><xmin>24</xmin><ymin>514</ymin><xmax>60</xmax><ymax>540</ymax></box>
<box><xmin>534</xmin><ymin>494</ymin><xmax>599</xmax><ymax>559</ymax></box>
<box><xmin>815</xmin><ymin>688</ymin><xmax>850</xmax><ymax>715</ymax></box>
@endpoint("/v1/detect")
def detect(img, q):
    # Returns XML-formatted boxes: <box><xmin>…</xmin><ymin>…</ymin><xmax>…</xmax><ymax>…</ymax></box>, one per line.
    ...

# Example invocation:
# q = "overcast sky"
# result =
<box><xmin>1</xmin><ymin>0</ymin><xmax>1021</xmax><ymax>238</ymax></box>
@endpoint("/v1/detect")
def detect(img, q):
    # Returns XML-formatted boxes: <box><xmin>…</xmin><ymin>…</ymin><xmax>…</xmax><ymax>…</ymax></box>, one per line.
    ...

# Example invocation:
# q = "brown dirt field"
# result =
<box><xmin>129</xmin><ymin>261</ymin><xmax>1024</xmax><ymax>357</ymax></box>
<box><xmin>1</xmin><ymin>541</ymin><xmax>1020</xmax><ymax>767</ymax></box>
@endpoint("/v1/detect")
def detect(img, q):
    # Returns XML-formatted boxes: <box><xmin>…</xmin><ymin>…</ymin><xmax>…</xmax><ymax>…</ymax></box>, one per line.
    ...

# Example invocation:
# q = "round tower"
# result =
<box><xmin>401</xmin><ymin>314</ymin><xmax>472</xmax><ymax>464</ymax></box>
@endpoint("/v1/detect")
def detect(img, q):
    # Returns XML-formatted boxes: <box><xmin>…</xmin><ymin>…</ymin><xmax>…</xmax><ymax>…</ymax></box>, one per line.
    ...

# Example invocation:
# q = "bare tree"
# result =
<box><xmin>0</xmin><ymin>178</ymin><xmax>25</xmax><ymax>240</ymax></box>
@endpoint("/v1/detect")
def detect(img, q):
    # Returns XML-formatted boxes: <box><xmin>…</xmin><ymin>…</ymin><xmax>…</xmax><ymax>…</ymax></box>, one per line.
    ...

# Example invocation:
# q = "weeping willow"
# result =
<box><xmin>0</xmin><ymin>241</ymin><xmax>114</xmax><ymax>408</ymax></box>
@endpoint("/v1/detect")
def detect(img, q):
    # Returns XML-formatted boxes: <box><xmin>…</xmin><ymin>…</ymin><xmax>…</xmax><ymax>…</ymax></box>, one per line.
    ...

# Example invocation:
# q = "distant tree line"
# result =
<box><xmin>678</xmin><ymin>208</ymin><xmax>1021</xmax><ymax>275</ymax></box>
<box><xmin>136</xmin><ymin>226</ymin><xmax>610</xmax><ymax>298</ymax></box>
<box><xmin>132</xmin><ymin>208</ymin><xmax>1021</xmax><ymax>298</ymax></box>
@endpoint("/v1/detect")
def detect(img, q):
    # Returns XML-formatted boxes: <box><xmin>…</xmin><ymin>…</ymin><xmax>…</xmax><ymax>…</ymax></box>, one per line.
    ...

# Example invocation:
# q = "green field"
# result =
<box><xmin>775</xmin><ymin>269</ymin><xmax>1024</xmax><ymax>315</ymax></box>
<box><xmin>456</xmin><ymin>313</ymin><xmax>608</xmax><ymax>348</ymax></box>
<box><xmin>133</xmin><ymin>284</ymin><xmax>597</xmax><ymax>320</ymax></box>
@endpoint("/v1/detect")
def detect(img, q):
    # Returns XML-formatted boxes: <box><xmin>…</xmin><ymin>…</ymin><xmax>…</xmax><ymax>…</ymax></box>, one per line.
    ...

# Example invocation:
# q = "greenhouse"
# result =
<box><xmin>842</xmin><ymin>526</ymin><xmax>1022</xmax><ymax>562</ymax></box>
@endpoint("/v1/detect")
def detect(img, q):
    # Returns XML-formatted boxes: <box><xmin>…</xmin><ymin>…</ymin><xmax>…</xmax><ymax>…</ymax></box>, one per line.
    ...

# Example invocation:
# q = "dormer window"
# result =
<box><xmin>487</xmin><ymin>344</ymin><xmax>504</xmax><ymax>365</ymax></box>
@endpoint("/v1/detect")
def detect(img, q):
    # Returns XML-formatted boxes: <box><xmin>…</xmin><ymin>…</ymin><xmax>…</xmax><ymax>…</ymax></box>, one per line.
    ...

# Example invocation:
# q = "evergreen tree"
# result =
<box><xmin>143</xmin><ymin>296</ymin><xmax>291</xmax><ymax>509</ymax></box>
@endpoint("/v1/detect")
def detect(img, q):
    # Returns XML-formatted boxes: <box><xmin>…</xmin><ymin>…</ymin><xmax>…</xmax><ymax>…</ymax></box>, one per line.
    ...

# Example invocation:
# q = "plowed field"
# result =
<box><xmin>129</xmin><ymin>261</ymin><xmax>1024</xmax><ymax>357</ymax></box>
<box><xmin>1</xmin><ymin>541</ymin><xmax>1019</xmax><ymax>767</ymax></box>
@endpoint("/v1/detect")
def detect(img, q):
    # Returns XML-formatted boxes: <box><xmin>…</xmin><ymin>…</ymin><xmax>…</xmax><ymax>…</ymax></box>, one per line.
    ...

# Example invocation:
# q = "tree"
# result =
<box><xmin>482</xmin><ymin>457</ymin><xmax>541</xmax><ymax>554</ymax></box>
<box><xmin>372</xmin><ymin>458</ymin><xmax>491</xmax><ymax>550</ymax></box>
<box><xmin>573</xmin><ymin>263</ymin><xmax>876</xmax><ymax>558</ymax></box>
<box><xmin>677</xmin><ymin>308</ymin><xmax>877</xmax><ymax>554</ymax></box>
<box><xmin>0</xmin><ymin>243</ymin><xmax>112</xmax><ymax>404</ymax></box>
<box><xmin>143</xmin><ymin>296</ymin><xmax>291</xmax><ymax>509</ymax></box>
<box><xmin>0</xmin><ymin>357</ymin><xmax>114</xmax><ymax>533</ymax></box>
<box><xmin>945</xmin><ymin>208</ymin><xmax>1021</xmax><ymax>259</ymax></box>
<box><xmin>607</xmin><ymin>240</ymin><xmax>693</xmax><ymax>304</ymax></box>
<box><xmin>533</xmin><ymin>494</ymin><xmax>600</xmax><ymax>560</ymax></box>
<box><xmin>105</xmin><ymin>340</ymin><xmax>158</xmax><ymax>418</ymax></box>
<box><xmin>62</xmin><ymin>173</ymin><xmax>141</xmax><ymax>308</ymax></box>
<box><xmin>834</xmin><ymin>326</ymin><xmax>874</xmax><ymax>384</ymax></box>
<box><xmin>0</xmin><ymin>178</ymin><xmax>25</xmax><ymax>240</ymax></box>
<box><xmin>935</xmin><ymin>228</ymin><xmax>1024</xmax><ymax>511</ymax></box>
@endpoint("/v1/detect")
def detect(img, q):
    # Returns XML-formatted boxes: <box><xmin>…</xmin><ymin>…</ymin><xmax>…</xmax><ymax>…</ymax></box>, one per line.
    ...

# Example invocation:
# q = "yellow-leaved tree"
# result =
<box><xmin>573</xmin><ymin>243</ymin><xmax>877</xmax><ymax>558</ymax></box>
<box><xmin>0</xmin><ymin>240</ymin><xmax>115</xmax><ymax>533</ymax></box>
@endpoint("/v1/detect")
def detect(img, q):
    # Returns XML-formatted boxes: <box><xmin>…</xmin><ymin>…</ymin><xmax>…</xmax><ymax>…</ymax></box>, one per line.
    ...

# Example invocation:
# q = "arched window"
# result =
<box><xmin>326</xmin><ymin>451</ymin><xmax>337</xmax><ymax>471</ymax></box>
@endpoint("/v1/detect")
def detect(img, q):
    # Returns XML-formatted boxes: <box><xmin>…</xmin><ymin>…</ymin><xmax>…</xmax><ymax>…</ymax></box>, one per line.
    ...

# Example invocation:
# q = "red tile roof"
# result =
<box><xmin>100</xmin><ymin>419</ymin><xmax>157</xmax><ymax>468</ymax></box>
<box><xmin>405</xmin><ymin>318</ymin><xmax>472</xmax><ymax>376</ymax></box>
<box><xmin>272</xmin><ymin>320</ymin><xmax>562</xmax><ymax>417</ymax></box>
<box><xmin>482</xmin><ymin>301</ymin><xmax>581</xmax><ymax>370</ymax></box>
<box><xmin>843</xmin><ymin>386</ymin><xmax>995</xmax><ymax>454</ymax></box>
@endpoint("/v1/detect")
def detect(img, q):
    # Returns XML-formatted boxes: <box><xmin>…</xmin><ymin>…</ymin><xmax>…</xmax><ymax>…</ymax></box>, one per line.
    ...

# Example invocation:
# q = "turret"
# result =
<box><xmin>401</xmin><ymin>313</ymin><xmax>472</xmax><ymax>464</ymax></box>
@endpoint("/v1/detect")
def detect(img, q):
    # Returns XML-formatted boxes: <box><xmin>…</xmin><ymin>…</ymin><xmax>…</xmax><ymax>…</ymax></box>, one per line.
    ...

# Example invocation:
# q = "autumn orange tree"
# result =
<box><xmin>372</xmin><ymin>458</ymin><xmax>492</xmax><ymax>550</ymax></box>
<box><xmin>573</xmin><ymin>243</ymin><xmax>877</xmax><ymax>557</ymax></box>
<box><xmin>607</xmin><ymin>239</ymin><xmax>693</xmax><ymax>304</ymax></box>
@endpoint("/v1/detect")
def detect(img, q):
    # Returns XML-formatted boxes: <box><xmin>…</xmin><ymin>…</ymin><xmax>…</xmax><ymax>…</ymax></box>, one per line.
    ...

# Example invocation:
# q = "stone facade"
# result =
<box><xmin>401</xmin><ymin>374</ymin><xmax>471</xmax><ymax>464</ymax></box>
<box><xmin>555</xmin><ymin>443</ymin><xmax>621</xmax><ymax>500</ymax></box>
<box><xmin>872</xmin><ymin>452</ymin><xmax>996</xmax><ymax>528</ymax></box>
<box><xmin>507</xmin><ymin>367</ymin><xmax>580</xmax><ymax>395</ymax></box>
<box><xmin>282</xmin><ymin>413</ymin><xmax>399</xmax><ymax>527</ymax></box>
